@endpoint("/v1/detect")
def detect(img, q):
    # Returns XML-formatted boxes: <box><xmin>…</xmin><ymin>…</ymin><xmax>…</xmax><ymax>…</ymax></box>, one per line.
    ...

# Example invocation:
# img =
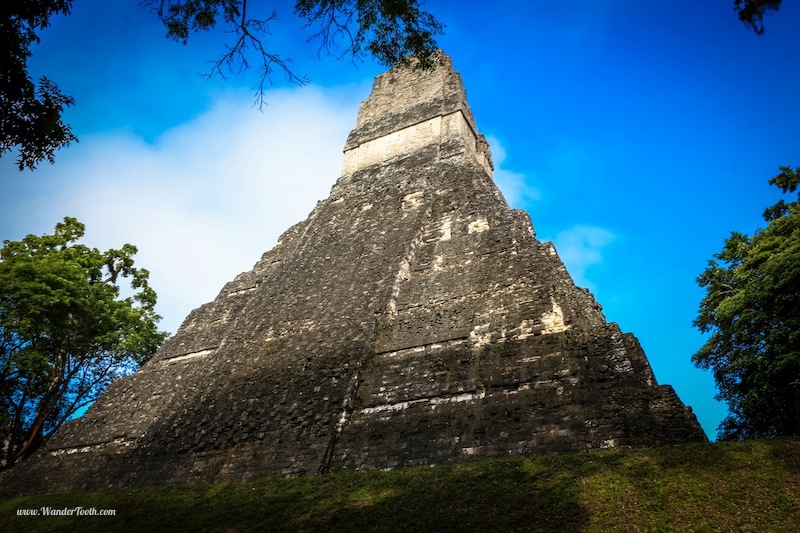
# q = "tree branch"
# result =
<box><xmin>300</xmin><ymin>2</ymin><xmax>360</xmax><ymax>62</ymax></box>
<box><xmin>202</xmin><ymin>8</ymin><xmax>309</xmax><ymax>108</ymax></box>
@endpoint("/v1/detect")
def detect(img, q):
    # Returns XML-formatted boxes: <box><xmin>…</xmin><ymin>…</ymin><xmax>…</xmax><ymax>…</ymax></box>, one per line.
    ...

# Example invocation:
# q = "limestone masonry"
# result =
<box><xmin>1</xmin><ymin>53</ymin><xmax>705</xmax><ymax>496</ymax></box>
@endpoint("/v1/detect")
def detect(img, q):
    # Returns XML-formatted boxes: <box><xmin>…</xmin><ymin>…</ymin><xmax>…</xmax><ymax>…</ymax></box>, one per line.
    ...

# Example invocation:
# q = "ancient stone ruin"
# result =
<box><xmin>1</xmin><ymin>52</ymin><xmax>705</xmax><ymax>496</ymax></box>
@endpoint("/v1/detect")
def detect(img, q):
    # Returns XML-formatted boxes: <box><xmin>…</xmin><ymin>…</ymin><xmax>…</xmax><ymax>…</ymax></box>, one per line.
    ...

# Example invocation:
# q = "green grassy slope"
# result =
<box><xmin>2</xmin><ymin>438</ymin><xmax>798</xmax><ymax>532</ymax></box>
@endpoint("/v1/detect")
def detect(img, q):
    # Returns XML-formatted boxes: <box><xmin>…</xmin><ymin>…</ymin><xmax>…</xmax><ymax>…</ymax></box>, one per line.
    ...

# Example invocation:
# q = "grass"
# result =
<box><xmin>1</xmin><ymin>438</ymin><xmax>798</xmax><ymax>532</ymax></box>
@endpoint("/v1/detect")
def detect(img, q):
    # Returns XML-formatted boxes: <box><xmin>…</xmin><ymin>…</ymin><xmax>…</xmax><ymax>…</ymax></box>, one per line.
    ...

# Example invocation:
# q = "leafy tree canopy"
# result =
<box><xmin>0</xmin><ymin>218</ymin><xmax>167</xmax><ymax>468</ymax></box>
<box><xmin>0</xmin><ymin>1</ymin><xmax>77</xmax><ymax>171</ymax></box>
<box><xmin>693</xmin><ymin>166</ymin><xmax>800</xmax><ymax>440</ymax></box>
<box><xmin>735</xmin><ymin>0</ymin><xmax>782</xmax><ymax>34</ymax></box>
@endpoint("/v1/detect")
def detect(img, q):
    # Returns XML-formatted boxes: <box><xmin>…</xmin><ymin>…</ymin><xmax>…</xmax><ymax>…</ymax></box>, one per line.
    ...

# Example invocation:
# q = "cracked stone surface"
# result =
<box><xmin>0</xmin><ymin>52</ymin><xmax>705</xmax><ymax>496</ymax></box>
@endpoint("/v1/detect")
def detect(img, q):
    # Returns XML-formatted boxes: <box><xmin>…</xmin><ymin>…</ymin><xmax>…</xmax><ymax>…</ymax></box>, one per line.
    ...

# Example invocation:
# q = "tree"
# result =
<box><xmin>734</xmin><ymin>0</ymin><xmax>782</xmax><ymax>34</ymax></box>
<box><xmin>0</xmin><ymin>1</ymin><xmax>78</xmax><ymax>171</ymax></box>
<box><xmin>0</xmin><ymin>218</ymin><xmax>167</xmax><ymax>468</ymax></box>
<box><xmin>693</xmin><ymin>166</ymin><xmax>800</xmax><ymax>440</ymax></box>
<box><xmin>147</xmin><ymin>0</ymin><xmax>443</xmax><ymax>106</ymax></box>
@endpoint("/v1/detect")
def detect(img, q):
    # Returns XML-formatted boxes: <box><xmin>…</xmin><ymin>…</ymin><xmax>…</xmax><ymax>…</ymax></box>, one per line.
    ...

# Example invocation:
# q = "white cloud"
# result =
<box><xmin>485</xmin><ymin>135</ymin><xmax>540</xmax><ymax>208</ymax></box>
<box><xmin>0</xmin><ymin>85</ymin><xmax>365</xmax><ymax>335</ymax></box>
<box><xmin>480</xmin><ymin>137</ymin><xmax>614</xmax><ymax>293</ymax></box>
<box><xmin>552</xmin><ymin>225</ymin><xmax>616</xmax><ymax>290</ymax></box>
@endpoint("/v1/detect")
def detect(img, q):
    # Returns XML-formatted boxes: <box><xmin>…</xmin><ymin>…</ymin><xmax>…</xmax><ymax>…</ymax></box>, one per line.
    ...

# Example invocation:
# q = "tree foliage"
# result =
<box><xmin>147</xmin><ymin>0</ymin><xmax>443</xmax><ymax>106</ymax></box>
<box><xmin>0</xmin><ymin>1</ymin><xmax>77</xmax><ymax>171</ymax></box>
<box><xmin>0</xmin><ymin>218</ymin><xmax>167</xmax><ymax>468</ymax></box>
<box><xmin>734</xmin><ymin>0</ymin><xmax>782</xmax><ymax>34</ymax></box>
<box><xmin>694</xmin><ymin>166</ymin><xmax>800</xmax><ymax>440</ymax></box>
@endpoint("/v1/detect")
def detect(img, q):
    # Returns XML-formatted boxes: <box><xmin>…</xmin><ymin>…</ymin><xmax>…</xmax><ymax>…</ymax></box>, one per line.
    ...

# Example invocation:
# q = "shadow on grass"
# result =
<box><xmin>766</xmin><ymin>436</ymin><xmax>800</xmax><ymax>474</ymax></box>
<box><xmin>5</xmin><ymin>439</ymin><xmax>799</xmax><ymax>532</ymax></box>
<box><xmin>300</xmin><ymin>460</ymin><xmax>590</xmax><ymax>533</ymax></box>
<box><xmin>1</xmin><ymin>458</ymin><xmax>590</xmax><ymax>532</ymax></box>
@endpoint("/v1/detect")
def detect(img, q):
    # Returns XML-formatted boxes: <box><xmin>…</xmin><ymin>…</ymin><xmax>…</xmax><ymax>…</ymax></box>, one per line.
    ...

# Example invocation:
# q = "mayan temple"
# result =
<box><xmin>1</xmin><ymin>52</ymin><xmax>705</xmax><ymax>496</ymax></box>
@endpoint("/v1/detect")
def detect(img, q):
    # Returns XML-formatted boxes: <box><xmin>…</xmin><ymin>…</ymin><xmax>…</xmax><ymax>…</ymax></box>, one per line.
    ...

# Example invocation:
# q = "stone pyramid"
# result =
<box><xmin>1</xmin><ymin>52</ymin><xmax>705</xmax><ymax>496</ymax></box>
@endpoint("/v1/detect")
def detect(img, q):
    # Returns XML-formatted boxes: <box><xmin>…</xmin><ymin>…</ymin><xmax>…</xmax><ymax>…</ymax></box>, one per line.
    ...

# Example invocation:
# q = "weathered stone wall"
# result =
<box><xmin>0</xmin><ymin>52</ymin><xmax>704</xmax><ymax>497</ymax></box>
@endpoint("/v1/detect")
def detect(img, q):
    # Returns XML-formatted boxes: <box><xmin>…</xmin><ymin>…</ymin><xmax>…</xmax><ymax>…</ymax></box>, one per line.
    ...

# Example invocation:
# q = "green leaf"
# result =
<box><xmin>693</xmin><ymin>166</ymin><xmax>800</xmax><ymax>439</ymax></box>
<box><xmin>0</xmin><ymin>217</ymin><xmax>168</xmax><ymax>467</ymax></box>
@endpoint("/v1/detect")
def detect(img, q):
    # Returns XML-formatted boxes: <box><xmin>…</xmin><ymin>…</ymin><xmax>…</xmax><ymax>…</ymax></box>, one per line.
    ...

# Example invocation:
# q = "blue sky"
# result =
<box><xmin>2</xmin><ymin>1</ymin><xmax>799</xmax><ymax>439</ymax></box>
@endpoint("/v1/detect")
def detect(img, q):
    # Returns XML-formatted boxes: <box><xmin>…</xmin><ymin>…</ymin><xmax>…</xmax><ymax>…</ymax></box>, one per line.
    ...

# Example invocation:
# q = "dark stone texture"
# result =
<box><xmin>0</xmin><ymin>52</ymin><xmax>705</xmax><ymax>497</ymax></box>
